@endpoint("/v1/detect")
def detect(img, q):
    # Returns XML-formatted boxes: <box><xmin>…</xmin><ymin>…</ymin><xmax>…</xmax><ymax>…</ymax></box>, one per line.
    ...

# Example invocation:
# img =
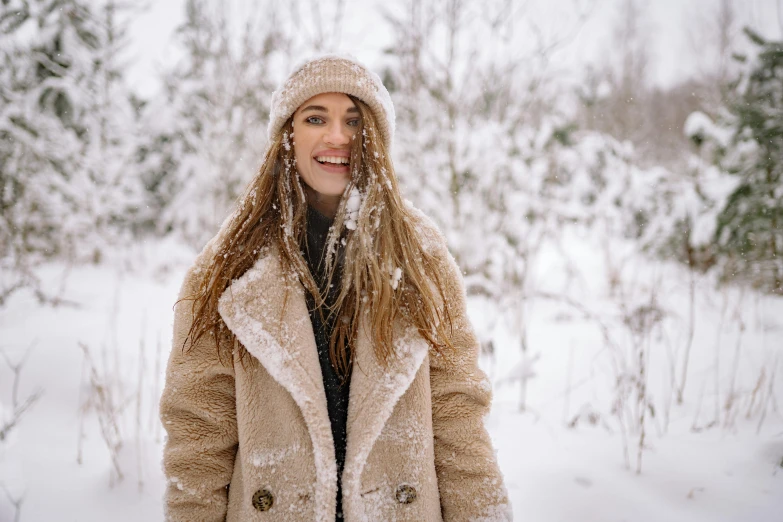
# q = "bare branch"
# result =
<box><xmin>0</xmin><ymin>483</ymin><xmax>24</xmax><ymax>522</ymax></box>
<box><xmin>0</xmin><ymin>343</ymin><xmax>43</xmax><ymax>443</ymax></box>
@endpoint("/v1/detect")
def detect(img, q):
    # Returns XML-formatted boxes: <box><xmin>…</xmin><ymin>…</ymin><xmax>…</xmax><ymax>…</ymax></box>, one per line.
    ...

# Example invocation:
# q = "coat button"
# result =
<box><xmin>252</xmin><ymin>489</ymin><xmax>274</xmax><ymax>511</ymax></box>
<box><xmin>395</xmin><ymin>484</ymin><xmax>417</xmax><ymax>504</ymax></box>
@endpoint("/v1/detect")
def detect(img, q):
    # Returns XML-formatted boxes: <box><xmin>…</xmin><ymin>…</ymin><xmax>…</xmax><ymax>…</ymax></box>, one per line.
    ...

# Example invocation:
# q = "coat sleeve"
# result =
<box><xmin>159</xmin><ymin>266</ymin><xmax>239</xmax><ymax>522</ymax></box>
<box><xmin>429</xmin><ymin>238</ymin><xmax>513</xmax><ymax>522</ymax></box>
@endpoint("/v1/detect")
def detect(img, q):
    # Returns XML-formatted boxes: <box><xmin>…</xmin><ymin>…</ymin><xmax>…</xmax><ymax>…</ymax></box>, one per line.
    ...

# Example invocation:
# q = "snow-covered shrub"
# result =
<box><xmin>383</xmin><ymin>0</ymin><xmax>590</xmax><ymax>303</ymax></box>
<box><xmin>135</xmin><ymin>0</ymin><xmax>289</xmax><ymax>249</ymax></box>
<box><xmin>674</xmin><ymin>28</ymin><xmax>783</xmax><ymax>294</ymax></box>
<box><xmin>0</xmin><ymin>0</ymin><xmax>143</xmax><ymax>301</ymax></box>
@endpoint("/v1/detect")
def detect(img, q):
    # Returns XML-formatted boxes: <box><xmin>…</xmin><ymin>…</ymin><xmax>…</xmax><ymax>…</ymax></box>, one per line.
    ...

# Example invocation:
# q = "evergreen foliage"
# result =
<box><xmin>0</xmin><ymin>0</ymin><xmax>141</xmax><ymax>303</ymax></box>
<box><xmin>713</xmin><ymin>28</ymin><xmax>783</xmax><ymax>294</ymax></box>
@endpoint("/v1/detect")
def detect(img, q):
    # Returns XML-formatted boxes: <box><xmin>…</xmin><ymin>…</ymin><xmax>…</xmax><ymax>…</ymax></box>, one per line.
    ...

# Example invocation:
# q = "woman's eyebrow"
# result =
<box><xmin>300</xmin><ymin>105</ymin><xmax>360</xmax><ymax>114</ymax></box>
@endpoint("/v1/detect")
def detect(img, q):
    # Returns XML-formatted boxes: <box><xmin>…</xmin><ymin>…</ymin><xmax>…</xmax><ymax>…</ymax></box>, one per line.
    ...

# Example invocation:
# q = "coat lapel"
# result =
<box><xmin>341</xmin><ymin>317</ymin><xmax>430</xmax><ymax>510</ymax></box>
<box><xmin>217</xmin><ymin>248</ymin><xmax>337</xmax><ymax>521</ymax></box>
<box><xmin>216</xmin><ymin>246</ymin><xmax>430</xmax><ymax>519</ymax></box>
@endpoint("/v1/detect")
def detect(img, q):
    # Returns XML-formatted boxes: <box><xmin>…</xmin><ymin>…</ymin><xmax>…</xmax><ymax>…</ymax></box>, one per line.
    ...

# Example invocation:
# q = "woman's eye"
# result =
<box><xmin>305</xmin><ymin>116</ymin><xmax>324</xmax><ymax>125</ymax></box>
<box><xmin>347</xmin><ymin>119</ymin><xmax>360</xmax><ymax>127</ymax></box>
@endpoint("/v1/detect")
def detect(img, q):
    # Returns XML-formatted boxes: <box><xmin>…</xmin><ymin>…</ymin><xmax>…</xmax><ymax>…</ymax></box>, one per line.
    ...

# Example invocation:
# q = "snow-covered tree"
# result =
<box><xmin>704</xmin><ymin>29</ymin><xmax>783</xmax><ymax>294</ymax></box>
<box><xmin>382</xmin><ymin>0</ymin><xmax>581</xmax><ymax>299</ymax></box>
<box><xmin>0</xmin><ymin>0</ymin><xmax>142</xmax><ymax>302</ymax></box>
<box><xmin>381</xmin><ymin>0</ymin><xmax>672</xmax><ymax>376</ymax></box>
<box><xmin>136</xmin><ymin>0</ymin><xmax>288</xmax><ymax>249</ymax></box>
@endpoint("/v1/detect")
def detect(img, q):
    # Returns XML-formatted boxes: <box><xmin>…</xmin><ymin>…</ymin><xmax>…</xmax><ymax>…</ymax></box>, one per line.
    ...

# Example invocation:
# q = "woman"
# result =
<box><xmin>160</xmin><ymin>55</ymin><xmax>512</xmax><ymax>522</ymax></box>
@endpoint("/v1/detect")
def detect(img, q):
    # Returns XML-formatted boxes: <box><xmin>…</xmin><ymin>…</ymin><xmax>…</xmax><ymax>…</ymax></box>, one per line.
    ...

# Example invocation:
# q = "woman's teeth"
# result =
<box><xmin>315</xmin><ymin>156</ymin><xmax>349</xmax><ymax>165</ymax></box>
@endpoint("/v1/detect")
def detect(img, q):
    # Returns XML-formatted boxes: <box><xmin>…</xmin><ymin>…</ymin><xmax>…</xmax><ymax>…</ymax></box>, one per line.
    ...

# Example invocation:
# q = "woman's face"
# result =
<box><xmin>292</xmin><ymin>92</ymin><xmax>360</xmax><ymax>213</ymax></box>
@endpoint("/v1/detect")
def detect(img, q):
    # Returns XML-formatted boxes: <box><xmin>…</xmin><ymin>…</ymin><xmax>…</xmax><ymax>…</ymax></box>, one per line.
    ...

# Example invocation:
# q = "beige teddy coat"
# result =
<box><xmin>159</xmin><ymin>211</ymin><xmax>512</xmax><ymax>522</ymax></box>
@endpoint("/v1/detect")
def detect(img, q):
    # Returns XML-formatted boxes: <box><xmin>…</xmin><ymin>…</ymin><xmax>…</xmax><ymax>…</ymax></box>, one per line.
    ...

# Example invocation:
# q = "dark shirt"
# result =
<box><xmin>302</xmin><ymin>205</ymin><xmax>351</xmax><ymax>520</ymax></box>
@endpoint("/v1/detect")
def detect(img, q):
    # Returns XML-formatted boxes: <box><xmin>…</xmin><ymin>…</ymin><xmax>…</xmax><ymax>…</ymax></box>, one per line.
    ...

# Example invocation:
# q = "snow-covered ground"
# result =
<box><xmin>1</xmin><ymin>231</ymin><xmax>781</xmax><ymax>521</ymax></box>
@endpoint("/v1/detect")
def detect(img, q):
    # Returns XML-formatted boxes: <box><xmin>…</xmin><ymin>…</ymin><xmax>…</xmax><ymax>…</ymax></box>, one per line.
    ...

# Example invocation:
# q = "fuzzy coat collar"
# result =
<box><xmin>216</xmin><ymin>246</ymin><xmax>429</xmax><ymax>520</ymax></box>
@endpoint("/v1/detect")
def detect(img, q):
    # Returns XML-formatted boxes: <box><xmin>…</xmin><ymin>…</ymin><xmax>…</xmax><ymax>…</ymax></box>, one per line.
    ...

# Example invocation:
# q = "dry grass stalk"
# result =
<box><xmin>676</xmin><ymin>267</ymin><xmax>697</xmax><ymax>404</ymax></box>
<box><xmin>78</xmin><ymin>341</ymin><xmax>125</xmax><ymax>486</ymax></box>
<box><xmin>757</xmin><ymin>354</ymin><xmax>779</xmax><ymax>435</ymax></box>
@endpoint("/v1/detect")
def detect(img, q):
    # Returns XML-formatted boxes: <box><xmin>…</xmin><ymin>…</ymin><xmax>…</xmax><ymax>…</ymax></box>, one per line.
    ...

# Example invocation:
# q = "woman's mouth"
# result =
<box><xmin>314</xmin><ymin>155</ymin><xmax>350</xmax><ymax>173</ymax></box>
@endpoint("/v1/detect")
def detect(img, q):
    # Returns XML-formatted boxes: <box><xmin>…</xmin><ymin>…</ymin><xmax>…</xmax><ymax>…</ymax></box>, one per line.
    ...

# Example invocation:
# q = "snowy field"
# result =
<box><xmin>1</xmin><ymin>228</ymin><xmax>781</xmax><ymax>522</ymax></box>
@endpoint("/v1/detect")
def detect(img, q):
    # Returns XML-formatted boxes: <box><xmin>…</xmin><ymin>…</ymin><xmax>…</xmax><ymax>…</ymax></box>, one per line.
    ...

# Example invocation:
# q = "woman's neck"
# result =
<box><xmin>304</xmin><ymin>184</ymin><xmax>340</xmax><ymax>219</ymax></box>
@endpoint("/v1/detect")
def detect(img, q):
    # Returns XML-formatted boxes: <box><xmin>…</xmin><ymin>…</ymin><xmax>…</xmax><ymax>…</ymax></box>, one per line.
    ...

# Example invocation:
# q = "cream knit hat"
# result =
<box><xmin>267</xmin><ymin>54</ymin><xmax>396</xmax><ymax>151</ymax></box>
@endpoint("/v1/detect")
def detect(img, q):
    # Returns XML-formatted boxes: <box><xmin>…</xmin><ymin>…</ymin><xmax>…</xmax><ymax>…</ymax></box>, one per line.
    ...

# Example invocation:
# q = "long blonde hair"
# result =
<box><xmin>183</xmin><ymin>96</ymin><xmax>452</xmax><ymax>376</ymax></box>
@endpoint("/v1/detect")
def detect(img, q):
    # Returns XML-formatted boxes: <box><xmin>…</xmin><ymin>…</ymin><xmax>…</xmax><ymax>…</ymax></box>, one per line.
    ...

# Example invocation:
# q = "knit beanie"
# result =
<box><xmin>267</xmin><ymin>54</ymin><xmax>396</xmax><ymax>151</ymax></box>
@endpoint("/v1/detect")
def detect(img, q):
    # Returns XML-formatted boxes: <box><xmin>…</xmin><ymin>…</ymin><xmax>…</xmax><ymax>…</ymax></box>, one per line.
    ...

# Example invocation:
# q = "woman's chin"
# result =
<box><xmin>312</xmin><ymin>183</ymin><xmax>349</xmax><ymax>199</ymax></box>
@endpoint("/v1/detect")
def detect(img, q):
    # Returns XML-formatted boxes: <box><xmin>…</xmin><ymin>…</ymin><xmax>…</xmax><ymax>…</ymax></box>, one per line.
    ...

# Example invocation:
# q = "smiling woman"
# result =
<box><xmin>159</xmin><ymin>54</ymin><xmax>512</xmax><ymax>522</ymax></box>
<box><xmin>293</xmin><ymin>92</ymin><xmax>360</xmax><ymax>216</ymax></box>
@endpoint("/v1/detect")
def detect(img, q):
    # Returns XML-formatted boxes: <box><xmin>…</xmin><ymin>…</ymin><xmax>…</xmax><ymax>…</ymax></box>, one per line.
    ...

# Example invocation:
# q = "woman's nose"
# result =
<box><xmin>324</xmin><ymin>121</ymin><xmax>351</xmax><ymax>146</ymax></box>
